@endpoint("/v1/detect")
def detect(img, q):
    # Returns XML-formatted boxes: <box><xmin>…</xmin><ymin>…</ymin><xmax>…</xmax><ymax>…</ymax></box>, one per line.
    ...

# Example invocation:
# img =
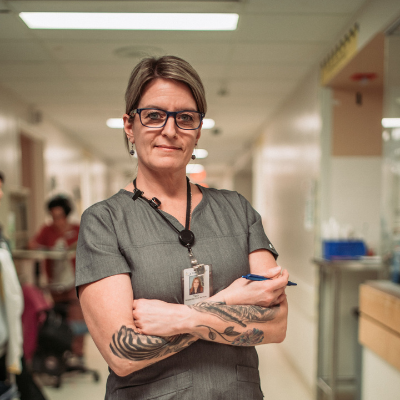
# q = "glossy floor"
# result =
<box><xmin>38</xmin><ymin>337</ymin><xmax>312</xmax><ymax>400</ymax></box>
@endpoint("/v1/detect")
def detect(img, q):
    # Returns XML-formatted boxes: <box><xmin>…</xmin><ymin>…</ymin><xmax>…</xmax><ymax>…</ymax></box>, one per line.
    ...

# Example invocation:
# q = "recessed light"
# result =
<box><xmin>186</xmin><ymin>164</ymin><xmax>204</xmax><ymax>174</ymax></box>
<box><xmin>19</xmin><ymin>12</ymin><xmax>239</xmax><ymax>31</ymax></box>
<box><xmin>202</xmin><ymin>119</ymin><xmax>215</xmax><ymax>129</ymax></box>
<box><xmin>195</xmin><ymin>149</ymin><xmax>208</xmax><ymax>159</ymax></box>
<box><xmin>382</xmin><ymin>118</ymin><xmax>400</xmax><ymax>128</ymax></box>
<box><xmin>107</xmin><ymin>118</ymin><xmax>123</xmax><ymax>128</ymax></box>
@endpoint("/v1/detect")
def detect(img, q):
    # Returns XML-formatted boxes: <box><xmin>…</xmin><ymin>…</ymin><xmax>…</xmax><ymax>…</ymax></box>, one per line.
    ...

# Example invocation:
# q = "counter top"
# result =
<box><xmin>313</xmin><ymin>257</ymin><xmax>385</xmax><ymax>271</ymax></box>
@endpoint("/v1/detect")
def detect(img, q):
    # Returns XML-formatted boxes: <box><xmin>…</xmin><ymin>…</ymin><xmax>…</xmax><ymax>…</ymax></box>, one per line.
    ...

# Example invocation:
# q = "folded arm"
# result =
<box><xmin>79</xmin><ymin>273</ymin><xmax>197</xmax><ymax>377</ymax></box>
<box><xmin>79</xmin><ymin>249</ymin><xmax>288</xmax><ymax>376</ymax></box>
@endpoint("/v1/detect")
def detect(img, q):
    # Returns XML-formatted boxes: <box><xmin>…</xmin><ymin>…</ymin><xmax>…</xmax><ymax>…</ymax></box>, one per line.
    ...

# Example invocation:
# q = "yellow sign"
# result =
<box><xmin>320</xmin><ymin>23</ymin><xmax>359</xmax><ymax>86</ymax></box>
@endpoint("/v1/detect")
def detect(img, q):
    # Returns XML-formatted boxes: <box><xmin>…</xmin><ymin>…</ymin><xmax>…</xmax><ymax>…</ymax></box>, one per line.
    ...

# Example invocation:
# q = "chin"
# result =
<box><xmin>150</xmin><ymin>161</ymin><xmax>187</xmax><ymax>173</ymax></box>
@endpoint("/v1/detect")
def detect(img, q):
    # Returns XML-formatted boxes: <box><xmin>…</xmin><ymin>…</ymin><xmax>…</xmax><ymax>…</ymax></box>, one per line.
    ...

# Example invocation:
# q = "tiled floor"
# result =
<box><xmin>258</xmin><ymin>344</ymin><xmax>313</xmax><ymax>400</ymax></box>
<box><xmin>40</xmin><ymin>337</ymin><xmax>108</xmax><ymax>400</ymax></box>
<box><xmin>38</xmin><ymin>337</ymin><xmax>313</xmax><ymax>400</ymax></box>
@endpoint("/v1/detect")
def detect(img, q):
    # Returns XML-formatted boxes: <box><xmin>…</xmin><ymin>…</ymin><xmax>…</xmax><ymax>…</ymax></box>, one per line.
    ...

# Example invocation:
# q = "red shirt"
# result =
<box><xmin>34</xmin><ymin>223</ymin><xmax>79</xmax><ymax>280</ymax></box>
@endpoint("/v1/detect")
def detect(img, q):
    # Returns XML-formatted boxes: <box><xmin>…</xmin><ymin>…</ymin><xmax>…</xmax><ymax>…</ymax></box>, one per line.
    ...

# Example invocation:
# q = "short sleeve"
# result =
<box><xmin>238</xmin><ymin>194</ymin><xmax>279</xmax><ymax>259</ymax></box>
<box><xmin>34</xmin><ymin>225</ymin><xmax>51</xmax><ymax>247</ymax></box>
<box><xmin>75</xmin><ymin>204</ymin><xmax>131</xmax><ymax>289</ymax></box>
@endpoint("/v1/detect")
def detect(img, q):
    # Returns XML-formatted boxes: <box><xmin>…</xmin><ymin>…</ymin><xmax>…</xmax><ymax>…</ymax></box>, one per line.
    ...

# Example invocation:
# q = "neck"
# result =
<box><xmin>134</xmin><ymin>169</ymin><xmax>188</xmax><ymax>200</ymax></box>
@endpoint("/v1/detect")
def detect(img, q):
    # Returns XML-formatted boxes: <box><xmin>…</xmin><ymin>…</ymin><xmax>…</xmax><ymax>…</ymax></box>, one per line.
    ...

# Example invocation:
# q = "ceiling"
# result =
<box><xmin>0</xmin><ymin>0</ymin><xmax>368</xmax><ymax>176</ymax></box>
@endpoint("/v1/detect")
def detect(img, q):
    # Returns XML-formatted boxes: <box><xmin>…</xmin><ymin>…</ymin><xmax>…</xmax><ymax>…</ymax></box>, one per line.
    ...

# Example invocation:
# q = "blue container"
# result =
<box><xmin>323</xmin><ymin>240</ymin><xmax>367</xmax><ymax>260</ymax></box>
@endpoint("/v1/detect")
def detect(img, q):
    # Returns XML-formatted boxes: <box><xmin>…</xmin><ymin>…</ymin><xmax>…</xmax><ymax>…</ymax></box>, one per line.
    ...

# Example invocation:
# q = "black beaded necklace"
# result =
<box><xmin>132</xmin><ymin>176</ymin><xmax>195</xmax><ymax>248</ymax></box>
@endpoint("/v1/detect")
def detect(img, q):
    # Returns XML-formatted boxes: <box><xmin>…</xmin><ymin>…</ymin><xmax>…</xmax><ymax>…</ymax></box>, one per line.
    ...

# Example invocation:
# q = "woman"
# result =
<box><xmin>190</xmin><ymin>277</ymin><xmax>203</xmax><ymax>295</ymax></box>
<box><xmin>76</xmin><ymin>55</ymin><xmax>289</xmax><ymax>400</ymax></box>
<box><xmin>29</xmin><ymin>195</ymin><xmax>85</xmax><ymax>360</ymax></box>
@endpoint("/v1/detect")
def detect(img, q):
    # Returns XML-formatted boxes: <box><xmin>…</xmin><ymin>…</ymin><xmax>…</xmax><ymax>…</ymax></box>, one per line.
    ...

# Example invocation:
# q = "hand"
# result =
<box><xmin>220</xmin><ymin>268</ymin><xmax>289</xmax><ymax>308</ymax></box>
<box><xmin>132</xmin><ymin>299</ymin><xmax>190</xmax><ymax>337</ymax></box>
<box><xmin>270</xmin><ymin>295</ymin><xmax>288</xmax><ymax>342</ymax></box>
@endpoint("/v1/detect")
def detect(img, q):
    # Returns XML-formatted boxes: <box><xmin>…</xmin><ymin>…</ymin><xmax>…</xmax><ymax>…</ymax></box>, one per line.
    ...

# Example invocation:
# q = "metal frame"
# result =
<box><xmin>314</xmin><ymin>258</ymin><xmax>385</xmax><ymax>400</ymax></box>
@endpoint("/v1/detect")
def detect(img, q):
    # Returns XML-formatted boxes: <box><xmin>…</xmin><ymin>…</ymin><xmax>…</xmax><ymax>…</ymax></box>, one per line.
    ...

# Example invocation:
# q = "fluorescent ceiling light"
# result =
<box><xmin>202</xmin><ymin>119</ymin><xmax>215</xmax><ymax>129</ymax></box>
<box><xmin>382</xmin><ymin>118</ymin><xmax>400</xmax><ymax>128</ymax></box>
<box><xmin>195</xmin><ymin>149</ymin><xmax>208</xmax><ymax>159</ymax></box>
<box><xmin>186</xmin><ymin>164</ymin><xmax>205</xmax><ymax>174</ymax></box>
<box><xmin>107</xmin><ymin>118</ymin><xmax>124</xmax><ymax>128</ymax></box>
<box><xmin>19</xmin><ymin>12</ymin><xmax>239</xmax><ymax>31</ymax></box>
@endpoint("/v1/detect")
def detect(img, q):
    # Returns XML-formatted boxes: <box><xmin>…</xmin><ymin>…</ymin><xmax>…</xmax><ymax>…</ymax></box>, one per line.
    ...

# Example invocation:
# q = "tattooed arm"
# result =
<box><xmin>132</xmin><ymin>290</ymin><xmax>288</xmax><ymax>347</ymax></box>
<box><xmin>79</xmin><ymin>273</ymin><xmax>199</xmax><ymax>377</ymax></box>
<box><xmin>132</xmin><ymin>250</ymin><xmax>288</xmax><ymax>346</ymax></box>
<box><xmin>79</xmin><ymin>250</ymin><xmax>287</xmax><ymax>375</ymax></box>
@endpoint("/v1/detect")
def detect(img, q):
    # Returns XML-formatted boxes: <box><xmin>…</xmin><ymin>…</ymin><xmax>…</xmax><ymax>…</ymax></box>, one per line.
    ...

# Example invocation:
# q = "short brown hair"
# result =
<box><xmin>124</xmin><ymin>55</ymin><xmax>207</xmax><ymax>150</ymax></box>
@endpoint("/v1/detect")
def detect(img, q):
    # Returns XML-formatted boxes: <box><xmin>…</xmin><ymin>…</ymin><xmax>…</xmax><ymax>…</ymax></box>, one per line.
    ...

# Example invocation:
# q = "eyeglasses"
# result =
<box><xmin>130</xmin><ymin>108</ymin><xmax>204</xmax><ymax>130</ymax></box>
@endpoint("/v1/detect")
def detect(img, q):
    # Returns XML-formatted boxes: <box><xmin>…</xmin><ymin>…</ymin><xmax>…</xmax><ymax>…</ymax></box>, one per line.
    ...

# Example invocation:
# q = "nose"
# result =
<box><xmin>161</xmin><ymin>114</ymin><xmax>178</xmax><ymax>138</ymax></box>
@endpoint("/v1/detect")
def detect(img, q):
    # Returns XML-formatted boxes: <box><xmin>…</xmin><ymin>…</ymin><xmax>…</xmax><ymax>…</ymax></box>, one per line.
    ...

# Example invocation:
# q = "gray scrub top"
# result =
<box><xmin>76</xmin><ymin>186</ymin><xmax>278</xmax><ymax>400</ymax></box>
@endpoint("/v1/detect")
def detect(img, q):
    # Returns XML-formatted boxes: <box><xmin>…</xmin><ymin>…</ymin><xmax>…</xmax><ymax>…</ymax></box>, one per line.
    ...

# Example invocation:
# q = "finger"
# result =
<box><xmin>264</xmin><ymin>266</ymin><xmax>282</xmax><ymax>278</ymax></box>
<box><xmin>265</xmin><ymin>271</ymin><xmax>289</xmax><ymax>290</ymax></box>
<box><xmin>275</xmin><ymin>293</ymin><xmax>287</xmax><ymax>304</ymax></box>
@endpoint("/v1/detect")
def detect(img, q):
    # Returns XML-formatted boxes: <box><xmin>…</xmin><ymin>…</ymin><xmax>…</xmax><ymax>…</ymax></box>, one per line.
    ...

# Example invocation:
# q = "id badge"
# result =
<box><xmin>182</xmin><ymin>264</ymin><xmax>213</xmax><ymax>305</ymax></box>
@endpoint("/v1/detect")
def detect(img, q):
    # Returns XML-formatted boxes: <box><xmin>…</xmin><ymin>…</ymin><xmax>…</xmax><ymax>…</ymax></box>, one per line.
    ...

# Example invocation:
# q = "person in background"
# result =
<box><xmin>0</xmin><ymin>171</ymin><xmax>47</xmax><ymax>400</ymax></box>
<box><xmin>29</xmin><ymin>195</ymin><xmax>85</xmax><ymax>362</ymax></box>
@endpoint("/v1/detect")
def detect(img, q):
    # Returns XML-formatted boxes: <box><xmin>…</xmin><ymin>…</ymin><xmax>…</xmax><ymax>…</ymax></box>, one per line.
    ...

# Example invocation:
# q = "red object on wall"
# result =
<box><xmin>350</xmin><ymin>72</ymin><xmax>377</xmax><ymax>82</ymax></box>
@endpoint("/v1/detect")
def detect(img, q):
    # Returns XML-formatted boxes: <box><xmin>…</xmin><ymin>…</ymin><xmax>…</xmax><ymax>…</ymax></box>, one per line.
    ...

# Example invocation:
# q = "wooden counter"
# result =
<box><xmin>359</xmin><ymin>281</ymin><xmax>400</xmax><ymax>372</ymax></box>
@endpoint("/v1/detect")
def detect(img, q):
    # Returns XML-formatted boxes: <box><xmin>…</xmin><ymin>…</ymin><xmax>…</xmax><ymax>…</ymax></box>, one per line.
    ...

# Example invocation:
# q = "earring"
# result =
<box><xmin>130</xmin><ymin>143</ymin><xmax>135</xmax><ymax>156</ymax></box>
<box><xmin>191</xmin><ymin>143</ymin><xmax>197</xmax><ymax>160</ymax></box>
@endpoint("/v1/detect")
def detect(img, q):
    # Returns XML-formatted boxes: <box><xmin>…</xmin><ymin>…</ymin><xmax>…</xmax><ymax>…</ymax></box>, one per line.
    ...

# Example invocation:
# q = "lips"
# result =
<box><xmin>155</xmin><ymin>145</ymin><xmax>182</xmax><ymax>150</ymax></box>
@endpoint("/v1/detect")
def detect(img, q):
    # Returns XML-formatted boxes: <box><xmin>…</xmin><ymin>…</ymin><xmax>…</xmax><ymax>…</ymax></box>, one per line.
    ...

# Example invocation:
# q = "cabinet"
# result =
<box><xmin>314</xmin><ymin>258</ymin><xmax>385</xmax><ymax>400</ymax></box>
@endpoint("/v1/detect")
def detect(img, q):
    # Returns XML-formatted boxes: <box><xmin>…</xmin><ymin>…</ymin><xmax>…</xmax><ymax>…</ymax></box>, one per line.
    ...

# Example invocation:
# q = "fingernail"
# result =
<box><xmin>270</xmin><ymin>266</ymin><xmax>281</xmax><ymax>273</ymax></box>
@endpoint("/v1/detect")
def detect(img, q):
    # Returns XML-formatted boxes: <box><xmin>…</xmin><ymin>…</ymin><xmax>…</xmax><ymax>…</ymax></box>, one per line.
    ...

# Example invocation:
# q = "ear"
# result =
<box><xmin>123</xmin><ymin>113</ymin><xmax>135</xmax><ymax>143</ymax></box>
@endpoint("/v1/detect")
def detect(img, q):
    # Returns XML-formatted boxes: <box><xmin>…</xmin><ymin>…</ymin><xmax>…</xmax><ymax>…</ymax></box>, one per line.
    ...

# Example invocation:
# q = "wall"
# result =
<box><xmin>253</xmin><ymin>1</ymin><xmax>400</xmax><ymax>394</ymax></box>
<box><xmin>0</xmin><ymin>84</ymin><xmax>112</xmax><ymax>239</ymax></box>
<box><xmin>362</xmin><ymin>348</ymin><xmax>400</xmax><ymax>400</ymax></box>
<box><xmin>329</xmin><ymin>88</ymin><xmax>383</xmax><ymax>252</ymax></box>
<box><xmin>254</xmin><ymin>68</ymin><xmax>321</xmax><ymax>392</ymax></box>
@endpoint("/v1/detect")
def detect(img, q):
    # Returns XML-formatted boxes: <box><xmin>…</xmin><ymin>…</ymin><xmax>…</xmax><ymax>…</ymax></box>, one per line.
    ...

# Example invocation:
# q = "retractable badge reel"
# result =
<box><xmin>182</xmin><ymin>247</ymin><xmax>212</xmax><ymax>306</ymax></box>
<box><xmin>132</xmin><ymin>177</ymin><xmax>212</xmax><ymax>305</ymax></box>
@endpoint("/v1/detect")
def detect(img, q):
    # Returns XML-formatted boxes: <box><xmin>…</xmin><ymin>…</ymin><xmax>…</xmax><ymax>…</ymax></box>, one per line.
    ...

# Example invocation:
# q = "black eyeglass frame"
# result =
<box><xmin>129</xmin><ymin>108</ymin><xmax>205</xmax><ymax>130</ymax></box>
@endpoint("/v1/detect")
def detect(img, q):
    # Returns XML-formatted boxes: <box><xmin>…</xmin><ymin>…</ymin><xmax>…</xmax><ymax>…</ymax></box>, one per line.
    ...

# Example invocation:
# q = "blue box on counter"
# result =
<box><xmin>323</xmin><ymin>240</ymin><xmax>367</xmax><ymax>260</ymax></box>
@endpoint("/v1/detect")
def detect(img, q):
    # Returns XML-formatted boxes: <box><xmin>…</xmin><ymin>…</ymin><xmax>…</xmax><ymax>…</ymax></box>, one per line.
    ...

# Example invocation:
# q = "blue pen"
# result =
<box><xmin>242</xmin><ymin>273</ymin><xmax>297</xmax><ymax>286</ymax></box>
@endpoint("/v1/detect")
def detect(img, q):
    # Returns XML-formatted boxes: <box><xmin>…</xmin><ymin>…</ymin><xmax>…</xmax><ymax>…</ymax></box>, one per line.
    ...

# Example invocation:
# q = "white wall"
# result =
<box><xmin>254</xmin><ymin>68</ymin><xmax>321</xmax><ymax>391</ymax></box>
<box><xmin>362</xmin><ymin>348</ymin><xmax>400</xmax><ymax>400</ymax></box>
<box><xmin>330</xmin><ymin>157</ymin><xmax>382</xmax><ymax>252</ymax></box>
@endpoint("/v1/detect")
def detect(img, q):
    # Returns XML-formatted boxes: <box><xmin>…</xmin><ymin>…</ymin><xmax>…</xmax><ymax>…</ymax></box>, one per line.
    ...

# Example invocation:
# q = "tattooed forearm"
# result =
<box><xmin>110</xmin><ymin>325</ymin><xmax>196</xmax><ymax>361</ymax></box>
<box><xmin>194</xmin><ymin>324</ymin><xmax>264</xmax><ymax>346</ymax></box>
<box><xmin>189</xmin><ymin>302</ymin><xmax>278</xmax><ymax>327</ymax></box>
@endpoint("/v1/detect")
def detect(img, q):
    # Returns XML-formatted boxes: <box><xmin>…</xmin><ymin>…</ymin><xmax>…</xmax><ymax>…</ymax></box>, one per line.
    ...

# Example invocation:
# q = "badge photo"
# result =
<box><xmin>182</xmin><ymin>264</ymin><xmax>212</xmax><ymax>305</ymax></box>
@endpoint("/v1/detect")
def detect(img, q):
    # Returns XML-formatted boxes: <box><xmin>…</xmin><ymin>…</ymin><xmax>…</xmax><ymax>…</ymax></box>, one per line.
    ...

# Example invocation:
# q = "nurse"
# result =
<box><xmin>76</xmin><ymin>55</ymin><xmax>289</xmax><ymax>400</ymax></box>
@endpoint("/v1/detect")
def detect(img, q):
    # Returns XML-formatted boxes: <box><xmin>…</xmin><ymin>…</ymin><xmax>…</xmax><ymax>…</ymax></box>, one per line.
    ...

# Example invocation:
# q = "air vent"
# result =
<box><xmin>114</xmin><ymin>46</ymin><xmax>164</xmax><ymax>59</ymax></box>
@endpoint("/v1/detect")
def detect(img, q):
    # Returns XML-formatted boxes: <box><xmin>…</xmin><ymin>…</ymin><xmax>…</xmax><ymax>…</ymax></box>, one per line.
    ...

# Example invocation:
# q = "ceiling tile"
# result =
<box><xmin>243</xmin><ymin>0</ymin><xmax>366</xmax><ymax>14</ymax></box>
<box><xmin>0</xmin><ymin>41</ymin><xmax>51</xmax><ymax>61</ymax></box>
<box><xmin>231</xmin><ymin>42</ymin><xmax>326</xmax><ymax>65</ymax></box>
<box><xmin>0</xmin><ymin>13</ymin><xmax>32</xmax><ymax>39</ymax></box>
<box><xmin>237</xmin><ymin>14</ymin><xmax>348</xmax><ymax>43</ymax></box>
